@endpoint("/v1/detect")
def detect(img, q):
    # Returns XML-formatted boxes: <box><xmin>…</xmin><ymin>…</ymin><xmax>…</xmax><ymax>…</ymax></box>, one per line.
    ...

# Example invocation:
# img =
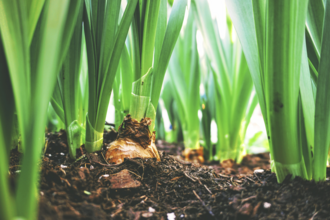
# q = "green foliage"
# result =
<box><xmin>161</xmin><ymin>77</ymin><xmax>184</xmax><ymax>143</ymax></box>
<box><xmin>0</xmin><ymin>1</ymin><xmax>83</xmax><ymax>219</ymax></box>
<box><xmin>226</xmin><ymin>0</ymin><xmax>330</xmax><ymax>182</ymax></box>
<box><xmin>192</xmin><ymin>0</ymin><xmax>257</xmax><ymax>162</ymax></box>
<box><xmin>50</xmin><ymin>4</ymin><xmax>86</xmax><ymax>159</ymax></box>
<box><xmin>167</xmin><ymin>7</ymin><xmax>200</xmax><ymax>150</ymax></box>
<box><xmin>83</xmin><ymin>0</ymin><xmax>138</xmax><ymax>152</ymax></box>
<box><xmin>313</xmin><ymin>0</ymin><xmax>330</xmax><ymax>181</ymax></box>
<box><xmin>114</xmin><ymin>0</ymin><xmax>187</xmax><ymax>133</ymax></box>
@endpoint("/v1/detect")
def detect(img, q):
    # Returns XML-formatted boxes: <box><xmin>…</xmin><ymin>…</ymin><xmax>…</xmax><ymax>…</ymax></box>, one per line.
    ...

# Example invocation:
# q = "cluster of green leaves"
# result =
<box><xmin>113</xmin><ymin>0</ymin><xmax>187</xmax><ymax>131</ymax></box>
<box><xmin>83</xmin><ymin>0</ymin><xmax>138</xmax><ymax>153</ymax></box>
<box><xmin>167</xmin><ymin>7</ymin><xmax>201</xmax><ymax>150</ymax></box>
<box><xmin>226</xmin><ymin>0</ymin><xmax>330</xmax><ymax>182</ymax></box>
<box><xmin>0</xmin><ymin>1</ymin><xmax>83</xmax><ymax>219</ymax></box>
<box><xmin>191</xmin><ymin>0</ymin><xmax>258</xmax><ymax>162</ymax></box>
<box><xmin>0</xmin><ymin>0</ymin><xmax>188</xmax><ymax>219</ymax></box>
<box><xmin>50</xmin><ymin>5</ymin><xmax>87</xmax><ymax>159</ymax></box>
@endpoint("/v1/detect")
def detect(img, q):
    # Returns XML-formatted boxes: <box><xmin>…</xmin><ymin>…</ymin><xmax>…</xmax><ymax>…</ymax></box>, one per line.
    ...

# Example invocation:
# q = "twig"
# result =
<box><xmin>190</xmin><ymin>174</ymin><xmax>202</xmax><ymax>185</ymax></box>
<box><xmin>218</xmin><ymin>173</ymin><xmax>230</xmax><ymax>178</ymax></box>
<box><xmin>310</xmin><ymin>211</ymin><xmax>318</xmax><ymax>220</ymax></box>
<box><xmin>230</xmin><ymin>176</ymin><xmax>236</xmax><ymax>186</ymax></box>
<box><xmin>241</xmin><ymin>195</ymin><xmax>256</xmax><ymax>204</ymax></box>
<box><xmin>169</xmin><ymin>155</ymin><xmax>192</xmax><ymax>165</ymax></box>
<box><xmin>204</xmin><ymin>184</ymin><xmax>213</xmax><ymax>195</ymax></box>
<box><xmin>59</xmin><ymin>167</ymin><xmax>66</xmax><ymax>176</ymax></box>
<box><xmin>74</xmin><ymin>154</ymin><xmax>86</xmax><ymax>163</ymax></box>
<box><xmin>101</xmin><ymin>152</ymin><xmax>110</xmax><ymax>165</ymax></box>
<box><xmin>254</xmin><ymin>172</ymin><xmax>261</xmax><ymax>181</ymax></box>
<box><xmin>141</xmin><ymin>160</ymin><xmax>144</xmax><ymax>180</ymax></box>
<box><xmin>184</xmin><ymin>171</ymin><xmax>196</xmax><ymax>182</ymax></box>
<box><xmin>127</xmin><ymin>170</ymin><xmax>142</xmax><ymax>179</ymax></box>
<box><xmin>245</xmin><ymin>176</ymin><xmax>255</xmax><ymax>183</ymax></box>
<box><xmin>193</xmin><ymin>190</ymin><xmax>215</xmax><ymax>218</ymax></box>
<box><xmin>92</xmin><ymin>160</ymin><xmax>121</xmax><ymax>167</ymax></box>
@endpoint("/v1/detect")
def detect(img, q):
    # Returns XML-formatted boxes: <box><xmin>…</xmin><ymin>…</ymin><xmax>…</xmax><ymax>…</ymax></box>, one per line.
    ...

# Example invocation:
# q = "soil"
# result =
<box><xmin>8</xmin><ymin>129</ymin><xmax>330</xmax><ymax>220</ymax></box>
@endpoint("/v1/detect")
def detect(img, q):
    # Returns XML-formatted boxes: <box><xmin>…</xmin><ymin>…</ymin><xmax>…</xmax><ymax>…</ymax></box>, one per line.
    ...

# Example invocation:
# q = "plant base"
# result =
<box><xmin>182</xmin><ymin>147</ymin><xmax>204</xmax><ymax>163</ymax></box>
<box><xmin>105</xmin><ymin>114</ymin><xmax>160</xmax><ymax>164</ymax></box>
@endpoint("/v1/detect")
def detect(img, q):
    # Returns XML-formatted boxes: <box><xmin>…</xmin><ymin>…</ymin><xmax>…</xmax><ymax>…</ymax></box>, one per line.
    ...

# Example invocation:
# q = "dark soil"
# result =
<box><xmin>8</xmin><ymin>129</ymin><xmax>330</xmax><ymax>220</ymax></box>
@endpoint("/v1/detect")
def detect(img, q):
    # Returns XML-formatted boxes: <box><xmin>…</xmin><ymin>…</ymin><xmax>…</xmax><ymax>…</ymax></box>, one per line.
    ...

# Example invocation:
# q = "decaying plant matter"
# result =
<box><xmin>106</xmin><ymin>114</ymin><xmax>160</xmax><ymax>164</ymax></box>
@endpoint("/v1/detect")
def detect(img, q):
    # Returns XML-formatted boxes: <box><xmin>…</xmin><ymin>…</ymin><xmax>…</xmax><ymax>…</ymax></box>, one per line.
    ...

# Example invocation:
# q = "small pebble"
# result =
<box><xmin>99</xmin><ymin>174</ymin><xmax>109</xmax><ymax>180</ymax></box>
<box><xmin>148</xmin><ymin>207</ymin><xmax>155</xmax><ymax>213</ymax></box>
<box><xmin>167</xmin><ymin>212</ymin><xmax>175</xmax><ymax>220</ymax></box>
<box><xmin>141</xmin><ymin>212</ymin><xmax>153</xmax><ymax>218</ymax></box>
<box><xmin>254</xmin><ymin>169</ymin><xmax>264</xmax><ymax>174</ymax></box>
<box><xmin>263</xmin><ymin>202</ymin><xmax>271</xmax><ymax>209</ymax></box>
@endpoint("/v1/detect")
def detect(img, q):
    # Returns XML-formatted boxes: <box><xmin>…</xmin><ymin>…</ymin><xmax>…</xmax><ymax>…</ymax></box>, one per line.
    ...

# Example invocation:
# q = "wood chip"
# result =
<box><xmin>170</xmin><ymin>176</ymin><xmax>183</xmax><ymax>181</ymax></box>
<box><xmin>141</xmin><ymin>212</ymin><xmax>153</xmax><ymax>218</ymax></box>
<box><xmin>253</xmin><ymin>201</ymin><xmax>262</xmax><ymax>216</ymax></box>
<box><xmin>238</xmin><ymin>203</ymin><xmax>253</xmax><ymax>217</ymax></box>
<box><xmin>109</xmin><ymin>169</ymin><xmax>141</xmax><ymax>189</ymax></box>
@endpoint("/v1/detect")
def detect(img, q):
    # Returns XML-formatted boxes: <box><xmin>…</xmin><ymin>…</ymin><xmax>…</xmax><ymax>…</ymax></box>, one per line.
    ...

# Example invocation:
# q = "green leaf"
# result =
<box><xmin>154</xmin><ymin>0</ymin><xmax>167</xmax><ymax>75</ymax></box>
<box><xmin>0</xmin><ymin>32</ymin><xmax>16</xmax><ymax>220</ymax></box>
<box><xmin>299</xmin><ymin>37</ymin><xmax>314</xmax><ymax>179</ymax></box>
<box><xmin>27</xmin><ymin>0</ymin><xmax>45</xmax><ymax>44</ymax></box>
<box><xmin>313</xmin><ymin>0</ymin><xmax>330</xmax><ymax>181</ymax></box>
<box><xmin>141</xmin><ymin>0</ymin><xmax>161</xmax><ymax>76</ymax></box>
<box><xmin>84</xmin><ymin>0</ymin><xmax>138</xmax><ymax>152</ymax></box>
<box><xmin>120</xmin><ymin>45</ymin><xmax>134</xmax><ymax>112</ymax></box>
<box><xmin>60</xmin><ymin>6</ymin><xmax>84</xmax><ymax>159</ymax></box>
<box><xmin>225</xmin><ymin>0</ymin><xmax>268</xmax><ymax>129</ymax></box>
<box><xmin>263</xmin><ymin>0</ymin><xmax>309</xmax><ymax>182</ymax></box>
<box><xmin>150</xmin><ymin>0</ymin><xmax>187</xmax><ymax>108</ymax></box>
<box><xmin>0</xmin><ymin>1</ymin><xmax>83</xmax><ymax>219</ymax></box>
<box><xmin>306</xmin><ymin>0</ymin><xmax>324</xmax><ymax>61</ymax></box>
<box><xmin>130</xmin><ymin>67</ymin><xmax>154</xmax><ymax>121</ymax></box>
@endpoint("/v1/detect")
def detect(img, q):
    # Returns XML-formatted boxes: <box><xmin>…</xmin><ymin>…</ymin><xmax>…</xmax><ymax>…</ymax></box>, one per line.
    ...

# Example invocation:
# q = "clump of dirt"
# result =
<box><xmin>7</xmin><ymin>130</ymin><xmax>330</xmax><ymax>220</ymax></box>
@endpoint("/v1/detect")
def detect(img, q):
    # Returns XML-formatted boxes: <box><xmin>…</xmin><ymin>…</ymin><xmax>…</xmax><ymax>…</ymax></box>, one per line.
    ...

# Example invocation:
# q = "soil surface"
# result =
<box><xmin>8</xmin><ymin>129</ymin><xmax>330</xmax><ymax>220</ymax></box>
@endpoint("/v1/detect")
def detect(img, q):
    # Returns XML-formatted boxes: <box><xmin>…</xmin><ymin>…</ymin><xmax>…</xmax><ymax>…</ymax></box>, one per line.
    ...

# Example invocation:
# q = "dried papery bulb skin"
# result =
<box><xmin>105</xmin><ymin>114</ymin><xmax>160</xmax><ymax>164</ymax></box>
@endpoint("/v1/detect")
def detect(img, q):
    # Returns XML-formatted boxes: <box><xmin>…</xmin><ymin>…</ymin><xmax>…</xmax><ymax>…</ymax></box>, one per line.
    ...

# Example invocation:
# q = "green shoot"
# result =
<box><xmin>167</xmin><ymin>6</ymin><xmax>200</xmax><ymax>150</ymax></box>
<box><xmin>83</xmin><ymin>0</ymin><xmax>138</xmax><ymax>153</ymax></box>
<box><xmin>192</xmin><ymin>0</ymin><xmax>258</xmax><ymax>162</ymax></box>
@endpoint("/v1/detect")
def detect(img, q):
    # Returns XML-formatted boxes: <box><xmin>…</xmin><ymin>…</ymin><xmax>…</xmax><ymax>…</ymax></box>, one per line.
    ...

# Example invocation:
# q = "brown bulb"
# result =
<box><xmin>105</xmin><ymin>114</ymin><xmax>160</xmax><ymax>164</ymax></box>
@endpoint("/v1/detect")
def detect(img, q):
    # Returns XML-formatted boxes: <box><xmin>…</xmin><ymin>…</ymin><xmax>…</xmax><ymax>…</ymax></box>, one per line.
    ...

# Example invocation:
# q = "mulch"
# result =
<box><xmin>7</xmin><ymin>129</ymin><xmax>330</xmax><ymax>220</ymax></box>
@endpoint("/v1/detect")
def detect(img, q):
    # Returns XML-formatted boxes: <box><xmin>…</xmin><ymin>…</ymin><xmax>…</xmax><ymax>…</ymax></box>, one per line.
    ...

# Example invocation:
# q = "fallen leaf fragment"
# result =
<box><xmin>238</xmin><ymin>203</ymin><xmax>253</xmax><ymax>217</ymax></box>
<box><xmin>109</xmin><ymin>169</ymin><xmax>141</xmax><ymax>189</ymax></box>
